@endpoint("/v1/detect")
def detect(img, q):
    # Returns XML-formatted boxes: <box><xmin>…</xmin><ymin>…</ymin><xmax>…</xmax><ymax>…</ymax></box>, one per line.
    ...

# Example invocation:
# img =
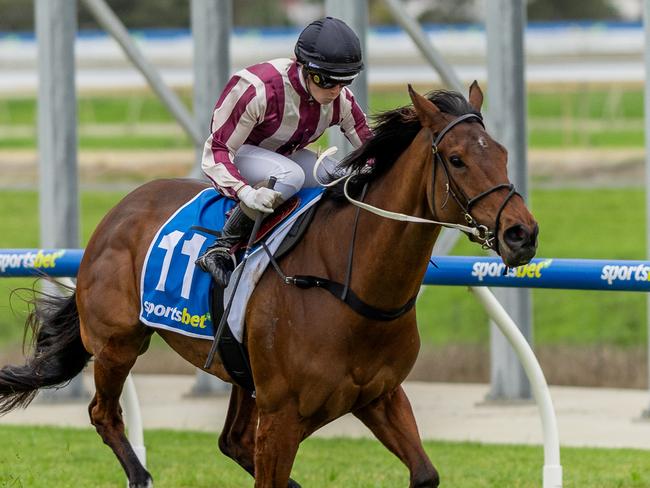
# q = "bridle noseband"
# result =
<box><xmin>431</xmin><ymin>113</ymin><xmax>519</xmax><ymax>253</ymax></box>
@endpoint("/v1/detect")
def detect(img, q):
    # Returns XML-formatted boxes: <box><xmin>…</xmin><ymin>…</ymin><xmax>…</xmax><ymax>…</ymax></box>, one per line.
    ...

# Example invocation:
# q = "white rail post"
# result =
<box><xmin>122</xmin><ymin>374</ymin><xmax>146</xmax><ymax>467</ymax></box>
<box><xmin>471</xmin><ymin>287</ymin><xmax>562</xmax><ymax>488</ymax></box>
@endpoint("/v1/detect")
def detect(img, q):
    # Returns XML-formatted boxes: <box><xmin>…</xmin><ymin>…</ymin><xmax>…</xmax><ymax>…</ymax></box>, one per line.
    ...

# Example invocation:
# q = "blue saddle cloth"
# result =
<box><xmin>139</xmin><ymin>187</ymin><xmax>323</xmax><ymax>339</ymax></box>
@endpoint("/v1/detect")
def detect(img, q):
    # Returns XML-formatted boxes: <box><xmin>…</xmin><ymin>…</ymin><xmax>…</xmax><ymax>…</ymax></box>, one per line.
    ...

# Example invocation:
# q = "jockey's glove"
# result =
<box><xmin>237</xmin><ymin>185</ymin><xmax>281</xmax><ymax>213</ymax></box>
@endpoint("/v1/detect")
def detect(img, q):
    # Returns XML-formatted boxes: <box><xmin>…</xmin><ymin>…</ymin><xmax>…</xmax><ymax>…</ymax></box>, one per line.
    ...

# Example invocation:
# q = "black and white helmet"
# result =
<box><xmin>294</xmin><ymin>16</ymin><xmax>364</xmax><ymax>84</ymax></box>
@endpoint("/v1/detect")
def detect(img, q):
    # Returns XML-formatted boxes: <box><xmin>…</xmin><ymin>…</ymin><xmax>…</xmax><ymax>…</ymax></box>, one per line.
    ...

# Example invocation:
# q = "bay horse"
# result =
<box><xmin>0</xmin><ymin>83</ymin><xmax>537</xmax><ymax>487</ymax></box>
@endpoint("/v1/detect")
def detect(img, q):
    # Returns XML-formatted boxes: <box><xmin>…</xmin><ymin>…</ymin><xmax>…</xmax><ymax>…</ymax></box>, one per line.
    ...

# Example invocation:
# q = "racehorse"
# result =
<box><xmin>0</xmin><ymin>83</ymin><xmax>537</xmax><ymax>487</ymax></box>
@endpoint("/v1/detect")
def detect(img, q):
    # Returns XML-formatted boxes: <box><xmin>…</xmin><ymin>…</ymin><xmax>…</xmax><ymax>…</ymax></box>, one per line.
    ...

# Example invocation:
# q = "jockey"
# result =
<box><xmin>196</xmin><ymin>16</ymin><xmax>372</xmax><ymax>287</ymax></box>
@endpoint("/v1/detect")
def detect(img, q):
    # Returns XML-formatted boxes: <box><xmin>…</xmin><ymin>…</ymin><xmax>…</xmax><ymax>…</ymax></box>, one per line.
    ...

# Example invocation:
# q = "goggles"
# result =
<box><xmin>308</xmin><ymin>70</ymin><xmax>355</xmax><ymax>89</ymax></box>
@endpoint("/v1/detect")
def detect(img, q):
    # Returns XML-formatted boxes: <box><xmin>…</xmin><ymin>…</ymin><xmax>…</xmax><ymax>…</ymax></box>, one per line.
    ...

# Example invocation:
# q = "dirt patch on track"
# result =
<box><xmin>0</xmin><ymin>149</ymin><xmax>195</xmax><ymax>187</ymax></box>
<box><xmin>529</xmin><ymin>148</ymin><xmax>645</xmax><ymax>187</ymax></box>
<box><xmin>2</xmin><ymin>343</ymin><xmax>641</xmax><ymax>389</ymax></box>
<box><xmin>409</xmin><ymin>344</ymin><xmax>648</xmax><ymax>389</ymax></box>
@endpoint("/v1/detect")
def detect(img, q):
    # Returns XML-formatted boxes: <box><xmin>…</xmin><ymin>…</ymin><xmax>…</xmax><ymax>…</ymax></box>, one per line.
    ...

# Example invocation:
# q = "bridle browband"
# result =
<box><xmin>430</xmin><ymin>113</ymin><xmax>519</xmax><ymax>254</ymax></box>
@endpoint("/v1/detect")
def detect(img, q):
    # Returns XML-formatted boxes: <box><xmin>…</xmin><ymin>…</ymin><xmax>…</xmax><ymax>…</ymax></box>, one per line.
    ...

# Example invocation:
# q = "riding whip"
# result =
<box><xmin>204</xmin><ymin>176</ymin><xmax>277</xmax><ymax>369</ymax></box>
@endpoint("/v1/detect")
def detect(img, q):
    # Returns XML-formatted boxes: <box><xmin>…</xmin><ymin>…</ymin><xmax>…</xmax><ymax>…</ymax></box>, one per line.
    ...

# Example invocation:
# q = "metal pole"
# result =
<box><xmin>642</xmin><ymin>0</ymin><xmax>650</xmax><ymax>419</ymax></box>
<box><xmin>191</xmin><ymin>0</ymin><xmax>232</xmax><ymax>178</ymax></box>
<box><xmin>81</xmin><ymin>0</ymin><xmax>203</xmax><ymax>146</ymax></box>
<box><xmin>382</xmin><ymin>0</ymin><xmax>464</xmax><ymax>93</ymax></box>
<box><xmin>325</xmin><ymin>0</ymin><xmax>368</xmax><ymax>157</ymax></box>
<box><xmin>485</xmin><ymin>0</ymin><xmax>532</xmax><ymax>401</ymax></box>
<box><xmin>35</xmin><ymin>0</ymin><xmax>86</xmax><ymax>402</ymax></box>
<box><xmin>189</xmin><ymin>0</ymin><xmax>233</xmax><ymax>394</ymax></box>
<box><xmin>36</xmin><ymin>0</ymin><xmax>78</xmax><ymax>249</ymax></box>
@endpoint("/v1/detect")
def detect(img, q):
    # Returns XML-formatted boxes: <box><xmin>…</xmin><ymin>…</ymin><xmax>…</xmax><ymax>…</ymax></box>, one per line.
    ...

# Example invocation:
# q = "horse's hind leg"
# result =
<box><xmin>219</xmin><ymin>386</ymin><xmax>301</xmax><ymax>488</ymax></box>
<box><xmin>219</xmin><ymin>385</ymin><xmax>257</xmax><ymax>476</ymax></box>
<box><xmin>89</xmin><ymin>337</ymin><xmax>153</xmax><ymax>487</ymax></box>
<box><xmin>353</xmin><ymin>385</ymin><xmax>439</xmax><ymax>488</ymax></box>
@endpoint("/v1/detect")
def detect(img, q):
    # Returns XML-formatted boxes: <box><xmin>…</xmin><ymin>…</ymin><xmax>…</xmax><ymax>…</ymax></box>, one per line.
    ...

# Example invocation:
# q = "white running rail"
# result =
<box><xmin>471</xmin><ymin>286</ymin><xmax>562</xmax><ymax>488</ymax></box>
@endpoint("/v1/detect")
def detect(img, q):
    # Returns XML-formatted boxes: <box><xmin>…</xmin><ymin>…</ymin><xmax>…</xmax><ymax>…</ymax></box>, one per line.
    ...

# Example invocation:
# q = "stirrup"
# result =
<box><xmin>196</xmin><ymin>247</ymin><xmax>236</xmax><ymax>287</ymax></box>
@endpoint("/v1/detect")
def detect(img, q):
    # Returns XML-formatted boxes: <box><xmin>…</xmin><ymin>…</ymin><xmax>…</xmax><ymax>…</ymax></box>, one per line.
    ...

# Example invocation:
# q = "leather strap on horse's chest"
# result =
<box><xmin>285</xmin><ymin>274</ymin><xmax>417</xmax><ymax>321</ymax></box>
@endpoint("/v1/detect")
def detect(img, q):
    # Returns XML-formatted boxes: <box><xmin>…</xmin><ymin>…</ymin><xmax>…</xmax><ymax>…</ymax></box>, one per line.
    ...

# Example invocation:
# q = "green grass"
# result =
<box><xmin>529</xmin><ymin>129</ymin><xmax>645</xmax><ymax>148</ymax></box>
<box><xmin>0</xmin><ymin>86</ymin><xmax>646</xmax><ymax>149</ymax></box>
<box><xmin>0</xmin><ymin>187</ymin><xmax>647</xmax><ymax>350</ymax></box>
<box><xmin>0</xmin><ymin>425</ymin><xmax>648</xmax><ymax>487</ymax></box>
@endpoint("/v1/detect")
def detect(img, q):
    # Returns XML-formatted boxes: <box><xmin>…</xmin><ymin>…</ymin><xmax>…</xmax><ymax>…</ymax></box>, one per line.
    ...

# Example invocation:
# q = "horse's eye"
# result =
<box><xmin>449</xmin><ymin>155</ymin><xmax>465</xmax><ymax>168</ymax></box>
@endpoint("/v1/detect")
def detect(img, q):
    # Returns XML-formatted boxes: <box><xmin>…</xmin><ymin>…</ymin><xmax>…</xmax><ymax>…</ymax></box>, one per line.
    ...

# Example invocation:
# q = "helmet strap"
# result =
<box><xmin>301</xmin><ymin>66</ymin><xmax>316</xmax><ymax>101</ymax></box>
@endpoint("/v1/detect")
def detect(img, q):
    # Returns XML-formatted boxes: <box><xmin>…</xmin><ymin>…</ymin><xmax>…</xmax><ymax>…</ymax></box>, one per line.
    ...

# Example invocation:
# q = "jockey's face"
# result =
<box><xmin>306</xmin><ymin>75</ymin><xmax>344</xmax><ymax>105</ymax></box>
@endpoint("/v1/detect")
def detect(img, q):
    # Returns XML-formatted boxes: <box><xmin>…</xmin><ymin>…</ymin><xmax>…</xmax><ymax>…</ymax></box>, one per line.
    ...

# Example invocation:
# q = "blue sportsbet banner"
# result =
<box><xmin>0</xmin><ymin>249</ymin><xmax>84</xmax><ymax>277</ymax></box>
<box><xmin>3</xmin><ymin>249</ymin><xmax>650</xmax><ymax>292</ymax></box>
<box><xmin>424</xmin><ymin>256</ymin><xmax>650</xmax><ymax>292</ymax></box>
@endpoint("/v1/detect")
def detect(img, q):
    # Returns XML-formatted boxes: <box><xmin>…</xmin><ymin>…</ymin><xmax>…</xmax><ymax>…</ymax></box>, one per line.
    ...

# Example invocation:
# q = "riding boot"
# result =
<box><xmin>195</xmin><ymin>206</ymin><xmax>255</xmax><ymax>287</ymax></box>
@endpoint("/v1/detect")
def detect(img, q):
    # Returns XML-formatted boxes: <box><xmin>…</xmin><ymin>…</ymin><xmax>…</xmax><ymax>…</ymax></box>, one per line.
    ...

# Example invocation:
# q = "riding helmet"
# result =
<box><xmin>294</xmin><ymin>16</ymin><xmax>364</xmax><ymax>81</ymax></box>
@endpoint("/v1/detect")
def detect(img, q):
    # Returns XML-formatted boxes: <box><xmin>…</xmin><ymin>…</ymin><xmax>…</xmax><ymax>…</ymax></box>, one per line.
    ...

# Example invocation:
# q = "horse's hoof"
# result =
<box><xmin>129</xmin><ymin>477</ymin><xmax>153</xmax><ymax>488</ymax></box>
<box><xmin>412</xmin><ymin>473</ymin><xmax>440</xmax><ymax>488</ymax></box>
<box><xmin>288</xmin><ymin>478</ymin><xmax>301</xmax><ymax>488</ymax></box>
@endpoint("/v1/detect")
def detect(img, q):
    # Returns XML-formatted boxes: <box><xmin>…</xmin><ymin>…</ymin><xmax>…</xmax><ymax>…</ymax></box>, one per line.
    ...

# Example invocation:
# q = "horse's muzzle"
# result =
<box><xmin>501</xmin><ymin>223</ymin><xmax>539</xmax><ymax>267</ymax></box>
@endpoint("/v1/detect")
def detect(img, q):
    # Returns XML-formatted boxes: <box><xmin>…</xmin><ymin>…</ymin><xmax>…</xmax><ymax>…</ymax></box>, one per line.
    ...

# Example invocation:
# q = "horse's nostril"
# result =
<box><xmin>530</xmin><ymin>223</ymin><xmax>539</xmax><ymax>247</ymax></box>
<box><xmin>504</xmin><ymin>224</ymin><xmax>531</xmax><ymax>248</ymax></box>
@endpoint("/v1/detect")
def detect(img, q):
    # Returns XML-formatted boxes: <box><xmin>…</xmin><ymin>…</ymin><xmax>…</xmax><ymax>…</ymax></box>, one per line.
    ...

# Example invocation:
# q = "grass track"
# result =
<box><xmin>1</xmin><ymin>425</ymin><xmax>649</xmax><ymax>487</ymax></box>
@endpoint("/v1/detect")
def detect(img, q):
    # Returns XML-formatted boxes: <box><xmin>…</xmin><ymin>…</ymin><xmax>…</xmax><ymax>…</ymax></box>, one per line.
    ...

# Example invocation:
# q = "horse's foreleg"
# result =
<box><xmin>253</xmin><ymin>404</ymin><xmax>303</xmax><ymax>488</ymax></box>
<box><xmin>353</xmin><ymin>385</ymin><xmax>439</xmax><ymax>488</ymax></box>
<box><xmin>219</xmin><ymin>387</ymin><xmax>302</xmax><ymax>488</ymax></box>
<box><xmin>90</xmin><ymin>356</ymin><xmax>152</xmax><ymax>487</ymax></box>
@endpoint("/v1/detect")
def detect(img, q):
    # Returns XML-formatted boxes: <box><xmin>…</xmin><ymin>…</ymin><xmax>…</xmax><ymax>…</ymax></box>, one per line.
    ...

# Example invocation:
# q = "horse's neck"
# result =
<box><xmin>327</xmin><ymin>140</ymin><xmax>440</xmax><ymax>308</ymax></box>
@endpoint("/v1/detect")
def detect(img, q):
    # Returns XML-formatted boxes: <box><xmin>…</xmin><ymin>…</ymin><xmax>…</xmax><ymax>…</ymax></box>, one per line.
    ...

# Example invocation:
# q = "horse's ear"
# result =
<box><xmin>468</xmin><ymin>80</ymin><xmax>484</xmax><ymax>112</ymax></box>
<box><xmin>408</xmin><ymin>84</ymin><xmax>440</xmax><ymax>127</ymax></box>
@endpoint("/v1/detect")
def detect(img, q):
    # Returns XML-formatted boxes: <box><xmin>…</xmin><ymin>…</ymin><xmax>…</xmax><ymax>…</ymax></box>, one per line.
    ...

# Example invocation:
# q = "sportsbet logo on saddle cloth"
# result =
<box><xmin>139</xmin><ymin>187</ymin><xmax>323</xmax><ymax>340</ymax></box>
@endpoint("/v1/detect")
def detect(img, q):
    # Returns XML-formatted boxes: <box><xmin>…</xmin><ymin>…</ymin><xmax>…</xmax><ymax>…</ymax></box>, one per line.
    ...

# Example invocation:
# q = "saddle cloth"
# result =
<box><xmin>139</xmin><ymin>186</ymin><xmax>323</xmax><ymax>342</ymax></box>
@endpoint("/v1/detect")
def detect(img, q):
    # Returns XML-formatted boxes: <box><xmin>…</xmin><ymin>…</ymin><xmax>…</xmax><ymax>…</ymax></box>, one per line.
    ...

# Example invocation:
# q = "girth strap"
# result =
<box><xmin>285</xmin><ymin>275</ymin><xmax>418</xmax><ymax>322</ymax></box>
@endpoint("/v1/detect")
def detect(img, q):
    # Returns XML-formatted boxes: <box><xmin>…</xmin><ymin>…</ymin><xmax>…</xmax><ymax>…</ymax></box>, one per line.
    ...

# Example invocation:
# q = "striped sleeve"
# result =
<box><xmin>337</xmin><ymin>89</ymin><xmax>372</xmax><ymax>149</ymax></box>
<box><xmin>201</xmin><ymin>75</ymin><xmax>266</xmax><ymax>198</ymax></box>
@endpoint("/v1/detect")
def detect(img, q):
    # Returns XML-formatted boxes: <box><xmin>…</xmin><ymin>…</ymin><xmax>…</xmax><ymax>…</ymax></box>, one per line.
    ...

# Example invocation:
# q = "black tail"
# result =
<box><xmin>0</xmin><ymin>287</ymin><xmax>92</xmax><ymax>414</ymax></box>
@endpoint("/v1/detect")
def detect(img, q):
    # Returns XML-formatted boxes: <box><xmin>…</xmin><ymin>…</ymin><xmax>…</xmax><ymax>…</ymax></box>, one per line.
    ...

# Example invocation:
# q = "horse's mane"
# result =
<box><xmin>324</xmin><ymin>89</ymin><xmax>481</xmax><ymax>202</ymax></box>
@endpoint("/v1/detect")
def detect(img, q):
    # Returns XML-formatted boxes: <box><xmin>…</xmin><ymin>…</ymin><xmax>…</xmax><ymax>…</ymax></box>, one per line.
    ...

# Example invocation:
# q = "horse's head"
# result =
<box><xmin>409</xmin><ymin>83</ymin><xmax>538</xmax><ymax>267</ymax></box>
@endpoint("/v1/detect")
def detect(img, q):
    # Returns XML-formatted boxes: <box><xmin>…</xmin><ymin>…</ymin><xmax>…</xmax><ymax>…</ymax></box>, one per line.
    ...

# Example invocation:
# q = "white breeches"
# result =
<box><xmin>234</xmin><ymin>145</ymin><xmax>338</xmax><ymax>201</ymax></box>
